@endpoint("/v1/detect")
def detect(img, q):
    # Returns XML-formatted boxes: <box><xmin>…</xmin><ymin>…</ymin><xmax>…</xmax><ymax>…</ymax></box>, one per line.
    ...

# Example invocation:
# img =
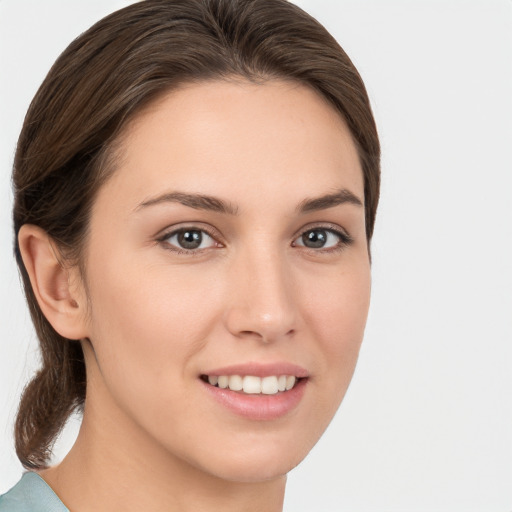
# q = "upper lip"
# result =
<box><xmin>202</xmin><ymin>362</ymin><xmax>309</xmax><ymax>378</ymax></box>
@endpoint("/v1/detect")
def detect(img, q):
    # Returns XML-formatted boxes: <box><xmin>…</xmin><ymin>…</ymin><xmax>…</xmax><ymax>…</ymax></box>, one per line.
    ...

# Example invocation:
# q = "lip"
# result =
<box><xmin>202</xmin><ymin>362</ymin><xmax>309</xmax><ymax>379</ymax></box>
<box><xmin>200</xmin><ymin>362</ymin><xmax>309</xmax><ymax>421</ymax></box>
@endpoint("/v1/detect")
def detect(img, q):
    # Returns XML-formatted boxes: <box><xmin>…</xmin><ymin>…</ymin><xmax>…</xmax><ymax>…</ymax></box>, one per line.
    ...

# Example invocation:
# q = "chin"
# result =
<box><xmin>188</xmin><ymin>432</ymin><xmax>312</xmax><ymax>484</ymax></box>
<box><xmin>209</xmin><ymin>456</ymin><xmax>300</xmax><ymax>484</ymax></box>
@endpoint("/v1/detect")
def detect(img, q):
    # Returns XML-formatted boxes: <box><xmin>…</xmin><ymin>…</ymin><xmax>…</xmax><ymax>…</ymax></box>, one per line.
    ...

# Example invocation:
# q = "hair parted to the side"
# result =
<box><xmin>12</xmin><ymin>0</ymin><xmax>380</xmax><ymax>469</ymax></box>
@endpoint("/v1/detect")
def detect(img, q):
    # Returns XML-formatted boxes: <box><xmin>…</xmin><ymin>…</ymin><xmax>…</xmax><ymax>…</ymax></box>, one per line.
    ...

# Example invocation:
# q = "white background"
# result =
<box><xmin>1</xmin><ymin>1</ymin><xmax>511</xmax><ymax>510</ymax></box>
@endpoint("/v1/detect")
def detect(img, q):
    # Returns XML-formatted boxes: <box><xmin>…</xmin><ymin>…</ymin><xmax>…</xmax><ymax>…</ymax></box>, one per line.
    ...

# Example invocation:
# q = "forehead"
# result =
<box><xmin>97</xmin><ymin>79</ymin><xmax>364</xmax><ymax>213</ymax></box>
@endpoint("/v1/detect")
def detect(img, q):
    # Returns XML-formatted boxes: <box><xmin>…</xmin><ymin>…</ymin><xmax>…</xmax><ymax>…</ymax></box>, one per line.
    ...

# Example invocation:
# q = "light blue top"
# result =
<box><xmin>0</xmin><ymin>472</ymin><xmax>68</xmax><ymax>512</ymax></box>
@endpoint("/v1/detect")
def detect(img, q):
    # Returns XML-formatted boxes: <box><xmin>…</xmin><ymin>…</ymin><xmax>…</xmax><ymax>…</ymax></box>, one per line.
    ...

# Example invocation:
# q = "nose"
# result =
<box><xmin>223</xmin><ymin>247</ymin><xmax>297</xmax><ymax>344</ymax></box>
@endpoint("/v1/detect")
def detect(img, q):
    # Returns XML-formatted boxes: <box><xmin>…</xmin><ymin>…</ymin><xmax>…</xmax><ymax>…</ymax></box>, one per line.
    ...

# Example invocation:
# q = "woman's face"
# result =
<box><xmin>78</xmin><ymin>79</ymin><xmax>371</xmax><ymax>482</ymax></box>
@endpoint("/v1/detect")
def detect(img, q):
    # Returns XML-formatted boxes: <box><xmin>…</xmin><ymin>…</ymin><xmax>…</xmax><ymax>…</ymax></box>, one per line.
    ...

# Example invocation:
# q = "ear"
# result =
<box><xmin>18</xmin><ymin>224</ymin><xmax>88</xmax><ymax>340</ymax></box>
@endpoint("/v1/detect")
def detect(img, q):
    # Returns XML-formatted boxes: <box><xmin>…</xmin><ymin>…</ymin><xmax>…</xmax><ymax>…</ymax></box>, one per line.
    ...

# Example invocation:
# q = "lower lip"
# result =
<box><xmin>201</xmin><ymin>378</ymin><xmax>308</xmax><ymax>421</ymax></box>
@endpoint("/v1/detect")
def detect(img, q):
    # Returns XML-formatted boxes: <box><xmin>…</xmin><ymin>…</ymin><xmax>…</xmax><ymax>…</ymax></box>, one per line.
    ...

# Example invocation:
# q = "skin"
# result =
<box><xmin>20</xmin><ymin>79</ymin><xmax>371</xmax><ymax>512</ymax></box>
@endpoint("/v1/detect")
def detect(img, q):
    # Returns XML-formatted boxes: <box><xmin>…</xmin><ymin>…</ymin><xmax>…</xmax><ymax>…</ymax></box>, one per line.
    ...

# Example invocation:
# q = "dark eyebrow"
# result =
<box><xmin>135</xmin><ymin>191</ymin><xmax>239</xmax><ymax>215</ymax></box>
<box><xmin>135</xmin><ymin>188</ymin><xmax>362</xmax><ymax>216</ymax></box>
<box><xmin>296</xmin><ymin>189</ymin><xmax>363</xmax><ymax>213</ymax></box>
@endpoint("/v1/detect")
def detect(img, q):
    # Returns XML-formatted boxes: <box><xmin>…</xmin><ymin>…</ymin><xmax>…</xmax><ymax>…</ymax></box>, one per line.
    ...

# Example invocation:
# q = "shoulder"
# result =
<box><xmin>0</xmin><ymin>473</ymin><xmax>68</xmax><ymax>512</ymax></box>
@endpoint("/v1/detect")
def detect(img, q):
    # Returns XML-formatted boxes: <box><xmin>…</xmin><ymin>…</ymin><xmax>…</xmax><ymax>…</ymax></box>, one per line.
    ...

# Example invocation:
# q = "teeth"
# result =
<box><xmin>228</xmin><ymin>375</ymin><xmax>243</xmax><ymax>391</ymax></box>
<box><xmin>243</xmin><ymin>375</ymin><xmax>261</xmax><ymax>394</ymax></box>
<box><xmin>206</xmin><ymin>374</ymin><xmax>299</xmax><ymax>394</ymax></box>
<box><xmin>218</xmin><ymin>375</ymin><xmax>229</xmax><ymax>389</ymax></box>
<box><xmin>261</xmin><ymin>376</ymin><xmax>278</xmax><ymax>395</ymax></box>
<box><xmin>285</xmin><ymin>376</ymin><xmax>296</xmax><ymax>391</ymax></box>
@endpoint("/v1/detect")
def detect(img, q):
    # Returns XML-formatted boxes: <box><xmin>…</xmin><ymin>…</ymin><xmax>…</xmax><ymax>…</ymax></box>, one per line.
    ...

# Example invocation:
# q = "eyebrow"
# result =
<box><xmin>296</xmin><ymin>189</ymin><xmax>363</xmax><ymax>213</ymax></box>
<box><xmin>136</xmin><ymin>191</ymin><xmax>239</xmax><ymax>215</ymax></box>
<box><xmin>135</xmin><ymin>188</ymin><xmax>362</xmax><ymax>215</ymax></box>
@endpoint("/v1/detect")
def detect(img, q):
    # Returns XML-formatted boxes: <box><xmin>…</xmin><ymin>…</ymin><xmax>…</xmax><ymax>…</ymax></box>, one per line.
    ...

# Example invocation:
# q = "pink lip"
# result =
<box><xmin>203</xmin><ymin>362</ymin><xmax>309</xmax><ymax>378</ymax></box>
<box><xmin>200</xmin><ymin>362</ymin><xmax>309</xmax><ymax>421</ymax></box>
<box><xmin>201</xmin><ymin>379</ymin><xmax>307</xmax><ymax>421</ymax></box>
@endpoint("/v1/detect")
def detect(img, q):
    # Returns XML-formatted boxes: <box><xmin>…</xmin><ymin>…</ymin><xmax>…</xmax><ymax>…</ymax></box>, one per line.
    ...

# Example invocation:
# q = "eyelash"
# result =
<box><xmin>156</xmin><ymin>223</ymin><xmax>354</xmax><ymax>256</ymax></box>
<box><xmin>292</xmin><ymin>224</ymin><xmax>354</xmax><ymax>254</ymax></box>
<box><xmin>156</xmin><ymin>225</ymin><xmax>222</xmax><ymax>256</ymax></box>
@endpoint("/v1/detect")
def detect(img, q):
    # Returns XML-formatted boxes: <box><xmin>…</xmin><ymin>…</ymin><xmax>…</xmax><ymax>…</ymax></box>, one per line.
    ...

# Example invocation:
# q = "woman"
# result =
<box><xmin>0</xmin><ymin>0</ymin><xmax>379</xmax><ymax>510</ymax></box>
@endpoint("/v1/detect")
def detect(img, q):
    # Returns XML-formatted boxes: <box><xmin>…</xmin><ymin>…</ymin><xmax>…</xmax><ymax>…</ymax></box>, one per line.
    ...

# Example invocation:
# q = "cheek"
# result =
<box><xmin>304</xmin><ymin>259</ymin><xmax>371</xmax><ymax>349</ymax></box>
<box><xmin>301</xmin><ymin>261</ymin><xmax>371</xmax><ymax>408</ymax></box>
<box><xmin>83</xmin><ymin>255</ymin><xmax>222</xmax><ymax>405</ymax></box>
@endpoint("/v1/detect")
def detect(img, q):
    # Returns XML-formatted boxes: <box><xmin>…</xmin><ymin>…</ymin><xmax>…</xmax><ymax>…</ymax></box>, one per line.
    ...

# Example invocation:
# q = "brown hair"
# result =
<box><xmin>12</xmin><ymin>0</ymin><xmax>380</xmax><ymax>469</ymax></box>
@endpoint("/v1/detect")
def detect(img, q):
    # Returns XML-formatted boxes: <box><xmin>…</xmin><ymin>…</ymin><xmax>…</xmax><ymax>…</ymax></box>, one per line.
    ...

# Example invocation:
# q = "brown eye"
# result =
<box><xmin>162</xmin><ymin>228</ymin><xmax>217</xmax><ymax>251</ymax></box>
<box><xmin>301</xmin><ymin>229</ymin><xmax>329</xmax><ymax>248</ymax></box>
<box><xmin>177</xmin><ymin>230</ymin><xmax>203</xmax><ymax>249</ymax></box>
<box><xmin>293</xmin><ymin>227</ymin><xmax>351</xmax><ymax>251</ymax></box>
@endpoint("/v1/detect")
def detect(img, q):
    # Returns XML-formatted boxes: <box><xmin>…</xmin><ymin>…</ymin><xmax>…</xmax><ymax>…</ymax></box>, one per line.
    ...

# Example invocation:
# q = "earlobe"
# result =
<box><xmin>18</xmin><ymin>224</ymin><xmax>88</xmax><ymax>340</ymax></box>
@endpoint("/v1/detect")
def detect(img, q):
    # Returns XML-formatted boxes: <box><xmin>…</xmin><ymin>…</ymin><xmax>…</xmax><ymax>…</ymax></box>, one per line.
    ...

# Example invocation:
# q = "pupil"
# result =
<box><xmin>178</xmin><ymin>230</ymin><xmax>202</xmax><ymax>249</ymax></box>
<box><xmin>303</xmin><ymin>229</ymin><xmax>327</xmax><ymax>248</ymax></box>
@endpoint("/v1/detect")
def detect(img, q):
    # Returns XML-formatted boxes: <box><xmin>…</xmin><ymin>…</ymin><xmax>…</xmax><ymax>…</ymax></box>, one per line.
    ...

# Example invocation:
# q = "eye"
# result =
<box><xmin>293</xmin><ymin>227</ymin><xmax>352</xmax><ymax>251</ymax></box>
<box><xmin>159</xmin><ymin>227</ymin><xmax>219</xmax><ymax>252</ymax></box>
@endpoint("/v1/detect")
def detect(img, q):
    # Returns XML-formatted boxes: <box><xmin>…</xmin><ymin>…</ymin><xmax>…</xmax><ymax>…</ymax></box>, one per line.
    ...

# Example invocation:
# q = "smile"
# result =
<box><xmin>200</xmin><ymin>364</ymin><xmax>309</xmax><ymax>420</ymax></box>
<box><xmin>201</xmin><ymin>374</ymin><xmax>299</xmax><ymax>394</ymax></box>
